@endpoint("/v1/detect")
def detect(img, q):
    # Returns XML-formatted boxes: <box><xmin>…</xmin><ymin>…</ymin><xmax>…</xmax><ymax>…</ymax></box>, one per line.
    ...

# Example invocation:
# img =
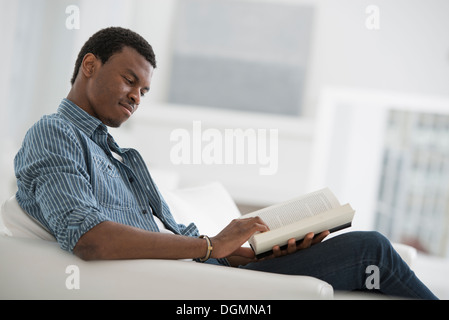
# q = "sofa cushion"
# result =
<box><xmin>0</xmin><ymin>195</ymin><xmax>55</xmax><ymax>241</ymax></box>
<box><xmin>0</xmin><ymin>182</ymin><xmax>241</xmax><ymax>240</ymax></box>
<box><xmin>162</xmin><ymin>181</ymin><xmax>242</xmax><ymax>236</ymax></box>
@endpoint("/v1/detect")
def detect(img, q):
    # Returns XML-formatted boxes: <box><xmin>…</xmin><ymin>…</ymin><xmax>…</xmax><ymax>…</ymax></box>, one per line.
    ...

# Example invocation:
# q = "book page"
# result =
<box><xmin>243</xmin><ymin>188</ymin><xmax>341</xmax><ymax>230</ymax></box>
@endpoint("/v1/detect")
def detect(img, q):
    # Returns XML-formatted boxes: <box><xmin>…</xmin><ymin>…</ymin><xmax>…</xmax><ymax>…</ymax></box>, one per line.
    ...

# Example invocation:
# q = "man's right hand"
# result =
<box><xmin>210</xmin><ymin>217</ymin><xmax>269</xmax><ymax>259</ymax></box>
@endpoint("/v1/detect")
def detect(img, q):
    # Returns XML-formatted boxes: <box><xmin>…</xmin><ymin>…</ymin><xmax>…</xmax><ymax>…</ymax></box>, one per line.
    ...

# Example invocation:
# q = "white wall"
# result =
<box><xmin>304</xmin><ymin>0</ymin><xmax>449</xmax><ymax>117</ymax></box>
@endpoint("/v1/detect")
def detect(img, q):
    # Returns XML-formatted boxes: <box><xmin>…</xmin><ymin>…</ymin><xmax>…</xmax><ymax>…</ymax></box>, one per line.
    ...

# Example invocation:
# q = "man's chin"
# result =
<box><xmin>103</xmin><ymin>118</ymin><xmax>125</xmax><ymax>128</ymax></box>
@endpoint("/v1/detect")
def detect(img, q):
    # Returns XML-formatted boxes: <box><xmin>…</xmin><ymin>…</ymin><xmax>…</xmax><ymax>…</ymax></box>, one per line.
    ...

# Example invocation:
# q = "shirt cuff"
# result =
<box><xmin>51</xmin><ymin>207</ymin><xmax>110</xmax><ymax>253</ymax></box>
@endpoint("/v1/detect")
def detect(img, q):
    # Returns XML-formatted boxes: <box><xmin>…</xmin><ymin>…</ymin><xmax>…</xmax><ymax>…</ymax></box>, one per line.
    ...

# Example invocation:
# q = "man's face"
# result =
<box><xmin>84</xmin><ymin>46</ymin><xmax>154</xmax><ymax>127</ymax></box>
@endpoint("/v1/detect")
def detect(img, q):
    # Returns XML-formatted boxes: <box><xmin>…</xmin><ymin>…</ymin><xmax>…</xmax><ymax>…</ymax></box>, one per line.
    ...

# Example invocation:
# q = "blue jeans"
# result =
<box><xmin>206</xmin><ymin>231</ymin><xmax>438</xmax><ymax>299</ymax></box>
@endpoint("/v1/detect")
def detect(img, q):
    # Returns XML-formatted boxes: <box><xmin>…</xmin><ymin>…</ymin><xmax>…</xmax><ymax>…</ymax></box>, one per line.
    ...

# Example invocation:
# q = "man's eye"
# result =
<box><xmin>124</xmin><ymin>77</ymin><xmax>133</xmax><ymax>84</ymax></box>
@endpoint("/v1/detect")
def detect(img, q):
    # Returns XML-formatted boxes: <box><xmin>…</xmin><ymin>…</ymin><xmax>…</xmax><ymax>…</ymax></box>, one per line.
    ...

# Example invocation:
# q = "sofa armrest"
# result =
<box><xmin>392</xmin><ymin>242</ymin><xmax>417</xmax><ymax>268</ymax></box>
<box><xmin>0</xmin><ymin>235</ymin><xmax>333</xmax><ymax>299</ymax></box>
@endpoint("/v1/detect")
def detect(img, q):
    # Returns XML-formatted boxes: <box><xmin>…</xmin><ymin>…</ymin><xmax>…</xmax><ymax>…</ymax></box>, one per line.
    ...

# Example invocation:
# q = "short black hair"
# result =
<box><xmin>70</xmin><ymin>27</ymin><xmax>157</xmax><ymax>85</ymax></box>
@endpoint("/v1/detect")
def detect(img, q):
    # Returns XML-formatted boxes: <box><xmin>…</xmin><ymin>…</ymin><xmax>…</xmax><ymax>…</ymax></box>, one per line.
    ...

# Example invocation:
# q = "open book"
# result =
<box><xmin>241</xmin><ymin>188</ymin><xmax>355</xmax><ymax>258</ymax></box>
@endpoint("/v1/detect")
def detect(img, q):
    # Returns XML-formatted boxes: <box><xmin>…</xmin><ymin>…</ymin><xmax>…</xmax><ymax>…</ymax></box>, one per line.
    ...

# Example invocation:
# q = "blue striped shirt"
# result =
<box><xmin>14</xmin><ymin>99</ymin><xmax>200</xmax><ymax>253</ymax></box>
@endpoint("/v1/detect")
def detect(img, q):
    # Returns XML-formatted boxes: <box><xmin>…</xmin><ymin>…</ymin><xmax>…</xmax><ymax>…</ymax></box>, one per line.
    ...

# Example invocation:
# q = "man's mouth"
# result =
<box><xmin>119</xmin><ymin>102</ymin><xmax>134</xmax><ymax>116</ymax></box>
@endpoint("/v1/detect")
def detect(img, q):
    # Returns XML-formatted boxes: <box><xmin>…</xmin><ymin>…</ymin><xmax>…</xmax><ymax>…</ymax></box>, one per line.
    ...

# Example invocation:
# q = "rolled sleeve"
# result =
<box><xmin>15</xmin><ymin>117</ymin><xmax>108</xmax><ymax>252</ymax></box>
<box><xmin>56</xmin><ymin>207</ymin><xmax>109</xmax><ymax>252</ymax></box>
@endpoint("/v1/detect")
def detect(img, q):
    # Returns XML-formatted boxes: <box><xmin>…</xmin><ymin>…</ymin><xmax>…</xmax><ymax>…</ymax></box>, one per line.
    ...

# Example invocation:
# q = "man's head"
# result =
<box><xmin>69</xmin><ymin>27</ymin><xmax>157</xmax><ymax>127</ymax></box>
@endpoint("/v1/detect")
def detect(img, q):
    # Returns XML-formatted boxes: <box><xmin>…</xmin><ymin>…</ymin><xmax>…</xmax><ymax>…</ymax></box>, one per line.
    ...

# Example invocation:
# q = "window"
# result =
<box><xmin>375</xmin><ymin>110</ymin><xmax>449</xmax><ymax>257</ymax></box>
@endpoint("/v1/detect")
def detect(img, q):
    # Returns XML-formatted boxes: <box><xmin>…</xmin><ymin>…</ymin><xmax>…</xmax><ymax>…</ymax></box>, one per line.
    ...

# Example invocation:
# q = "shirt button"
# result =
<box><xmin>142</xmin><ymin>209</ymin><xmax>148</xmax><ymax>214</ymax></box>
<box><xmin>129</xmin><ymin>177</ymin><xmax>134</xmax><ymax>183</ymax></box>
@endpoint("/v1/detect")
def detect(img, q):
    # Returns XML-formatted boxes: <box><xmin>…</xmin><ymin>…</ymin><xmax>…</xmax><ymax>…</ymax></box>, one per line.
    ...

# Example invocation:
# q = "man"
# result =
<box><xmin>14</xmin><ymin>27</ymin><xmax>437</xmax><ymax>299</ymax></box>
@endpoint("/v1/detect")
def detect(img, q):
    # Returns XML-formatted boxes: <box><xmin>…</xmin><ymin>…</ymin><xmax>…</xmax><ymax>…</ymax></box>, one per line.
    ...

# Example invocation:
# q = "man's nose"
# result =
<box><xmin>128</xmin><ymin>88</ymin><xmax>141</xmax><ymax>106</ymax></box>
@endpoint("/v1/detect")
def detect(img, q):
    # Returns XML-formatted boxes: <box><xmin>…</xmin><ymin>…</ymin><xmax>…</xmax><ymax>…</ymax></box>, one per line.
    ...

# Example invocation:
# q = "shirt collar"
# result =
<box><xmin>58</xmin><ymin>98</ymin><xmax>106</xmax><ymax>138</ymax></box>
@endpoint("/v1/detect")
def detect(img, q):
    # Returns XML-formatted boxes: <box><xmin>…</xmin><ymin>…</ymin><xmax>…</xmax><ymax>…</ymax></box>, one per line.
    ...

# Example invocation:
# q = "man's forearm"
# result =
<box><xmin>73</xmin><ymin>221</ymin><xmax>208</xmax><ymax>261</ymax></box>
<box><xmin>73</xmin><ymin>216</ymin><xmax>269</xmax><ymax>262</ymax></box>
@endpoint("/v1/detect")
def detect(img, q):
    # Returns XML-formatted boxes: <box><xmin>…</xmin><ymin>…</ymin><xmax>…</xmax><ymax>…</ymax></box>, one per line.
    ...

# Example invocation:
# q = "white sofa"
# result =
<box><xmin>0</xmin><ymin>182</ymin><xmax>416</xmax><ymax>300</ymax></box>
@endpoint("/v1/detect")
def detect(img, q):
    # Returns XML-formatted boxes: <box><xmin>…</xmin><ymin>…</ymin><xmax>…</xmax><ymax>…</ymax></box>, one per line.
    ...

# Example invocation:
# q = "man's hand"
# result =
<box><xmin>210</xmin><ymin>217</ymin><xmax>269</xmax><ymax>259</ymax></box>
<box><xmin>226</xmin><ymin>230</ymin><xmax>331</xmax><ymax>267</ymax></box>
<box><xmin>270</xmin><ymin>231</ymin><xmax>330</xmax><ymax>258</ymax></box>
<box><xmin>209</xmin><ymin>215</ymin><xmax>330</xmax><ymax>263</ymax></box>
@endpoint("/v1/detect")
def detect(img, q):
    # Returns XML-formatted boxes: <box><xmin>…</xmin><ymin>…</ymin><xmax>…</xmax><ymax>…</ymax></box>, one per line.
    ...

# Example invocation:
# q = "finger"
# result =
<box><xmin>254</xmin><ymin>223</ymin><xmax>270</xmax><ymax>233</ymax></box>
<box><xmin>312</xmin><ymin>230</ymin><xmax>330</xmax><ymax>244</ymax></box>
<box><xmin>252</xmin><ymin>217</ymin><xmax>270</xmax><ymax>232</ymax></box>
<box><xmin>286</xmin><ymin>238</ymin><xmax>297</xmax><ymax>255</ymax></box>
<box><xmin>240</xmin><ymin>217</ymin><xmax>270</xmax><ymax>233</ymax></box>
<box><xmin>298</xmin><ymin>232</ymin><xmax>314</xmax><ymax>249</ymax></box>
<box><xmin>272</xmin><ymin>245</ymin><xmax>282</xmax><ymax>257</ymax></box>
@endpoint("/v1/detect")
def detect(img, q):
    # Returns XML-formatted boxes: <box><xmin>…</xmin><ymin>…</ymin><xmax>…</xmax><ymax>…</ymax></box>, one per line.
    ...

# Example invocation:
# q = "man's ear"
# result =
<box><xmin>81</xmin><ymin>53</ymin><xmax>100</xmax><ymax>79</ymax></box>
